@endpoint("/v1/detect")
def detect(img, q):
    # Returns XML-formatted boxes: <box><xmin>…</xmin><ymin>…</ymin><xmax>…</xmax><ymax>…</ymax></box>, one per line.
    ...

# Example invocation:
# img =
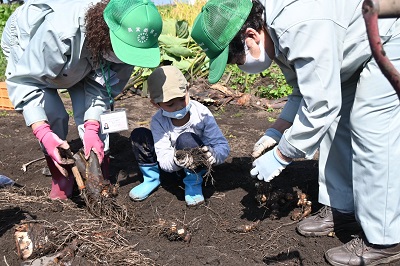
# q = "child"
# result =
<box><xmin>130</xmin><ymin>65</ymin><xmax>230</xmax><ymax>206</ymax></box>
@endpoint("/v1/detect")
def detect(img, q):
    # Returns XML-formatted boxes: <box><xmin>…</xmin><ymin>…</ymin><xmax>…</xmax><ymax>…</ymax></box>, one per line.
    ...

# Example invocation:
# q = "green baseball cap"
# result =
<box><xmin>191</xmin><ymin>0</ymin><xmax>252</xmax><ymax>84</ymax></box>
<box><xmin>104</xmin><ymin>0</ymin><xmax>163</xmax><ymax>68</ymax></box>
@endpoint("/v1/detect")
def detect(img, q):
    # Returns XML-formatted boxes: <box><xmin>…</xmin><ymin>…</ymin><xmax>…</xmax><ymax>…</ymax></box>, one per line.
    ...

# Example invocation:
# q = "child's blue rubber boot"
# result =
<box><xmin>183</xmin><ymin>169</ymin><xmax>206</xmax><ymax>206</ymax></box>
<box><xmin>129</xmin><ymin>163</ymin><xmax>160</xmax><ymax>201</ymax></box>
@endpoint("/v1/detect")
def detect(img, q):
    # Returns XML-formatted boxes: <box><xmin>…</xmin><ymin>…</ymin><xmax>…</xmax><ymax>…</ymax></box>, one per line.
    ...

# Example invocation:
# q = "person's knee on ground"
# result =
<box><xmin>129</xmin><ymin>127</ymin><xmax>160</xmax><ymax>201</ymax></box>
<box><xmin>45</xmin><ymin>156</ymin><xmax>74</xmax><ymax>200</ymax></box>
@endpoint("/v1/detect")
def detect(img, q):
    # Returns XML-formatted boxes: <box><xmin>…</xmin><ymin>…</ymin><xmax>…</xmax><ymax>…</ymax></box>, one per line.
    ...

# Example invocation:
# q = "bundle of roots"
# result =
<box><xmin>72</xmin><ymin>149</ymin><xmax>131</xmax><ymax>226</ymax></box>
<box><xmin>175</xmin><ymin>147</ymin><xmax>213</xmax><ymax>177</ymax></box>
<box><xmin>14</xmin><ymin>218</ymin><xmax>153</xmax><ymax>265</ymax></box>
<box><xmin>1</xmin><ymin>187</ymin><xmax>147</xmax><ymax>264</ymax></box>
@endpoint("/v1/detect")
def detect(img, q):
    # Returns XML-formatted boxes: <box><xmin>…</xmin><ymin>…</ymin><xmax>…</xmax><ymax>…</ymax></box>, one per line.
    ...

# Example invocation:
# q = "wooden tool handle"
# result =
<box><xmin>71</xmin><ymin>165</ymin><xmax>85</xmax><ymax>190</ymax></box>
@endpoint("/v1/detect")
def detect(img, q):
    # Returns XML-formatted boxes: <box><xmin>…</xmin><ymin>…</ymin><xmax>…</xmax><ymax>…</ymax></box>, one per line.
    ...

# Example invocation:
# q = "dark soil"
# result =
<box><xmin>0</xmin><ymin>85</ymin><xmax>352</xmax><ymax>266</ymax></box>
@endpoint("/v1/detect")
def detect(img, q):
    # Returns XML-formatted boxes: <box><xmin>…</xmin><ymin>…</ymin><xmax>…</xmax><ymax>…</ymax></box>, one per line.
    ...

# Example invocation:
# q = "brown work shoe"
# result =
<box><xmin>296</xmin><ymin>205</ymin><xmax>361</xmax><ymax>237</ymax></box>
<box><xmin>325</xmin><ymin>234</ymin><xmax>400</xmax><ymax>266</ymax></box>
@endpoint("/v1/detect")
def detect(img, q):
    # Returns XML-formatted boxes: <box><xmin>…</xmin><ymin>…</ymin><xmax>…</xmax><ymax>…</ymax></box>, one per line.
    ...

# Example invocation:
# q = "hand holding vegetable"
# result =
<box><xmin>33</xmin><ymin>123</ymin><xmax>71</xmax><ymax>176</ymax></box>
<box><xmin>83</xmin><ymin>120</ymin><xmax>104</xmax><ymax>163</ymax></box>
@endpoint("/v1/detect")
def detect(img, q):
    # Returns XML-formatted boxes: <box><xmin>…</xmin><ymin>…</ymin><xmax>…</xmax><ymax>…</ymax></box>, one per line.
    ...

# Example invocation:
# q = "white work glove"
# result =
<box><xmin>250</xmin><ymin>146</ymin><xmax>291</xmax><ymax>182</ymax></box>
<box><xmin>201</xmin><ymin>146</ymin><xmax>216</xmax><ymax>165</ymax></box>
<box><xmin>174</xmin><ymin>151</ymin><xmax>194</xmax><ymax>169</ymax></box>
<box><xmin>252</xmin><ymin>128</ymin><xmax>283</xmax><ymax>158</ymax></box>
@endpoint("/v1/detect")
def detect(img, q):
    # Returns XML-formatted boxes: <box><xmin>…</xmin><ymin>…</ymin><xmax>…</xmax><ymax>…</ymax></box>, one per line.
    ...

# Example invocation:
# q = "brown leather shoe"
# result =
<box><xmin>296</xmin><ymin>205</ymin><xmax>361</xmax><ymax>236</ymax></box>
<box><xmin>325</xmin><ymin>235</ymin><xmax>400</xmax><ymax>266</ymax></box>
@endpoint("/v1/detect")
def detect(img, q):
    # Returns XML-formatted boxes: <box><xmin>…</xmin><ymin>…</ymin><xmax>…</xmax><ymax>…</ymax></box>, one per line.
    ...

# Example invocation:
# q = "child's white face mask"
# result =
<box><xmin>238</xmin><ymin>38</ymin><xmax>272</xmax><ymax>74</ymax></box>
<box><xmin>162</xmin><ymin>101</ymin><xmax>192</xmax><ymax>120</ymax></box>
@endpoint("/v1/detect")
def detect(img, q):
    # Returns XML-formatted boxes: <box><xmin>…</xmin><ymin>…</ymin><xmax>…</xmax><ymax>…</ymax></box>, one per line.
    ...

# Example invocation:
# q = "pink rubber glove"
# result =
<box><xmin>33</xmin><ymin>123</ymin><xmax>70</xmax><ymax>176</ymax></box>
<box><xmin>83</xmin><ymin>120</ymin><xmax>104</xmax><ymax>163</ymax></box>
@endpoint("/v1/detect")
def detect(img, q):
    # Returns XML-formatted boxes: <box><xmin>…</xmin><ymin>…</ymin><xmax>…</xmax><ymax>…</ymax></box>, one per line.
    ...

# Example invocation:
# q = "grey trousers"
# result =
<box><xmin>318</xmin><ymin>30</ymin><xmax>400</xmax><ymax>244</ymax></box>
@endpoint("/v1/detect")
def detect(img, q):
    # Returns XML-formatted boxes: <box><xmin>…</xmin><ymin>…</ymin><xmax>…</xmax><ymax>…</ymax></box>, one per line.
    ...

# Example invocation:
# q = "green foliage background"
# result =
<box><xmin>132</xmin><ymin>1</ymin><xmax>292</xmax><ymax>99</ymax></box>
<box><xmin>0</xmin><ymin>1</ymin><xmax>292</xmax><ymax>100</ymax></box>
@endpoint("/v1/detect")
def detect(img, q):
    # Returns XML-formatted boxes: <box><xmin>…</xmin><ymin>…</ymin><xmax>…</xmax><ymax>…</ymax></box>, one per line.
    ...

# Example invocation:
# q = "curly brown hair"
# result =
<box><xmin>85</xmin><ymin>0</ymin><xmax>112</xmax><ymax>67</ymax></box>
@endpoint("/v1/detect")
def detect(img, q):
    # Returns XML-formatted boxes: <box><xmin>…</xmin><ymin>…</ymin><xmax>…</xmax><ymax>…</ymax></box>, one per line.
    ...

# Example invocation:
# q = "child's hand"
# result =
<box><xmin>201</xmin><ymin>146</ymin><xmax>216</xmax><ymax>165</ymax></box>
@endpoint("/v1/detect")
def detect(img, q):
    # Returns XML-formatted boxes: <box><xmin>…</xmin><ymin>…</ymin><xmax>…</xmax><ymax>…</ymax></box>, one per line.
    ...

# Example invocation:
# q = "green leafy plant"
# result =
<box><xmin>224</xmin><ymin>65</ymin><xmax>259</xmax><ymax>93</ymax></box>
<box><xmin>224</xmin><ymin>63</ymin><xmax>292</xmax><ymax>99</ymax></box>
<box><xmin>257</xmin><ymin>64</ymin><xmax>293</xmax><ymax>99</ymax></box>
<box><xmin>0</xmin><ymin>110</ymin><xmax>9</xmax><ymax>117</ymax></box>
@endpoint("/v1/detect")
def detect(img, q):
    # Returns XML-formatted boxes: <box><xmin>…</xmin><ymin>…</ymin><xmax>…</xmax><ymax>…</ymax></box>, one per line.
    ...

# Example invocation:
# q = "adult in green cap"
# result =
<box><xmin>191</xmin><ymin>0</ymin><xmax>400</xmax><ymax>265</ymax></box>
<box><xmin>1</xmin><ymin>0</ymin><xmax>162</xmax><ymax>201</ymax></box>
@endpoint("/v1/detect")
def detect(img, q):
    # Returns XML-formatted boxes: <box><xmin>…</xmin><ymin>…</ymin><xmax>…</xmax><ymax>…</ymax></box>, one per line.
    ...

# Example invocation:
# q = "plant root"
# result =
<box><xmin>290</xmin><ymin>188</ymin><xmax>312</xmax><ymax>221</ymax></box>
<box><xmin>73</xmin><ymin>149</ymin><xmax>131</xmax><ymax>226</ymax></box>
<box><xmin>157</xmin><ymin>218</ymin><xmax>191</xmax><ymax>242</ymax></box>
<box><xmin>14</xmin><ymin>217</ymin><xmax>154</xmax><ymax>265</ymax></box>
<box><xmin>82</xmin><ymin>190</ymin><xmax>131</xmax><ymax>227</ymax></box>
<box><xmin>175</xmin><ymin>147</ymin><xmax>213</xmax><ymax>177</ymax></box>
<box><xmin>228</xmin><ymin>220</ymin><xmax>260</xmax><ymax>233</ymax></box>
<box><xmin>254</xmin><ymin>182</ymin><xmax>298</xmax><ymax>219</ymax></box>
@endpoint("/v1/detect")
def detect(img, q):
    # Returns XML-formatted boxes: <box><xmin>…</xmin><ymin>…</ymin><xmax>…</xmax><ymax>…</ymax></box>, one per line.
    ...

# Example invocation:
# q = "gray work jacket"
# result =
<box><xmin>263</xmin><ymin>0</ymin><xmax>399</xmax><ymax>159</ymax></box>
<box><xmin>1</xmin><ymin>0</ymin><xmax>133</xmax><ymax>126</ymax></box>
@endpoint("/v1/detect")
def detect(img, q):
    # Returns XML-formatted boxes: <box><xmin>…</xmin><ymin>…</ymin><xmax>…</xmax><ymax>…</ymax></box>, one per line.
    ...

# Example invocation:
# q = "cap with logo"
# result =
<box><xmin>104</xmin><ymin>0</ymin><xmax>163</xmax><ymax>68</ymax></box>
<box><xmin>147</xmin><ymin>66</ymin><xmax>188</xmax><ymax>103</ymax></box>
<box><xmin>191</xmin><ymin>0</ymin><xmax>252</xmax><ymax>84</ymax></box>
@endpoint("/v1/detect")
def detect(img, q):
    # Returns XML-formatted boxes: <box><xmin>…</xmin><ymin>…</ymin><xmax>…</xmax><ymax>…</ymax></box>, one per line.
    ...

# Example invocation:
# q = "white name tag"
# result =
<box><xmin>100</xmin><ymin>108</ymin><xmax>128</xmax><ymax>134</ymax></box>
<box><xmin>94</xmin><ymin>68</ymin><xmax>120</xmax><ymax>87</ymax></box>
